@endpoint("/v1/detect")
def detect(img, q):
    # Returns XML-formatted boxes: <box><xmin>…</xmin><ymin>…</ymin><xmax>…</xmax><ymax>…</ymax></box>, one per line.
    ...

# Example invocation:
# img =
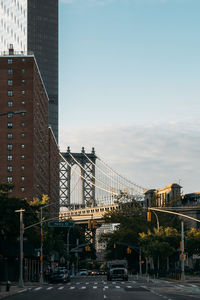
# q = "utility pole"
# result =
<box><xmin>139</xmin><ymin>247</ymin><xmax>142</xmax><ymax>275</ymax></box>
<box><xmin>15</xmin><ymin>209</ymin><xmax>25</xmax><ymax>287</ymax></box>
<box><xmin>181</xmin><ymin>221</ymin><xmax>185</xmax><ymax>281</ymax></box>
<box><xmin>76</xmin><ymin>239</ymin><xmax>79</xmax><ymax>275</ymax></box>
<box><xmin>40</xmin><ymin>207</ymin><xmax>44</xmax><ymax>284</ymax></box>
<box><xmin>67</xmin><ymin>227</ymin><xmax>71</xmax><ymax>270</ymax></box>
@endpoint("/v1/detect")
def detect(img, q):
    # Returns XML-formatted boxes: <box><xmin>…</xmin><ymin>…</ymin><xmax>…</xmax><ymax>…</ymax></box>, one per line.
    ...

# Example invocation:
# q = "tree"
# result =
<box><xmin>139</xmin><ymin>226</ymin><xmax>180</xmax><ymax>273</ymax></box>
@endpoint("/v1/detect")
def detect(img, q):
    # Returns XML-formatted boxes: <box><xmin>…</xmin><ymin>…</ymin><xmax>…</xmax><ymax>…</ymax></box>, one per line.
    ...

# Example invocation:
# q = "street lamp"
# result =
<box><xmin>15</xmin><ymin>209</ymin><xmax>25</xmax><ymax>288</ymax></box>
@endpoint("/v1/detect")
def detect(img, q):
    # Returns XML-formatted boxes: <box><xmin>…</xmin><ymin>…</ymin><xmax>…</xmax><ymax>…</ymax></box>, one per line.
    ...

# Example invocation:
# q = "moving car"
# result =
<box><xmin>79</xmin><ymin>269</ymin><xmax>88</xmax><ymax>276</ymax></box>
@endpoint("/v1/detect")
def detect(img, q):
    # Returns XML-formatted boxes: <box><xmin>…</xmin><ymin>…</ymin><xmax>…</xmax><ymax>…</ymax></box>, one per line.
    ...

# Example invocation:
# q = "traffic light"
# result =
<box><xmin>88</xmin><ymin>219</ymin><xmax>97</xmax><ymax>229</ymax></box>
<box><xmin>114</xmin><ymin>243</ymin><xmax>116</xmax><ymax>249</ymax></box>
<box><xmin>127</xmin><ymin>247</ymin><xmax>131</xmax><ymax>254</ymax></box>
<box><xmin>85</xmin><ymin>245</ymin><xmax>91</xmax><ymax>252</ymax></box>
<box><xmin>147</xmin><ymin>211</ymin><xmax>151</xmax><ymax>222</ymax></box>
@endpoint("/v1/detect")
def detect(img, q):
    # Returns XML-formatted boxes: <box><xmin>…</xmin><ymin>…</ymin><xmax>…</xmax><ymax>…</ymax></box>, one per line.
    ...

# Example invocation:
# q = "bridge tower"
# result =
<box><xmin>60</xmin><ymin>147</ymin><xmax>96</xmax><ymax>207</ymax></box>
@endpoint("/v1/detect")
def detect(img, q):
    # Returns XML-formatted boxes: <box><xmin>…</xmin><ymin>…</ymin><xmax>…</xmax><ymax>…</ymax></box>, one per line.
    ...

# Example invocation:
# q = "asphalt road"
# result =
<box><xmin>6</xmin><ymin>276</ymin><xmax>200</xmax><ymax>300</ymax></box>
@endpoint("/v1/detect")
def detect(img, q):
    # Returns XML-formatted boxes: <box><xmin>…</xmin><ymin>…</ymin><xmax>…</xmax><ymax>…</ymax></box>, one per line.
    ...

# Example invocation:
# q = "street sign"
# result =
<box><xmin>48</xmin><ymin>221</ymin><xmax>74</xmax><ymax>228</ymax></box>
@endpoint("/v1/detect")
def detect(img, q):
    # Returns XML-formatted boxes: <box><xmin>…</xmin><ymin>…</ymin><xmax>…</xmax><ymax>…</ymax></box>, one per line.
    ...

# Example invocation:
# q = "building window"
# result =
<box><xmin>21</xmin><ymin>176</ymin><xmax>25</xmax><ymax>182</ymax></box>
<box><xmin>7</xmin><ymin>166</ymin><xmax>13</xmax><ymax>172</ymax></box>
<box><xmin>21</xmin><ymin>133</ymin><xmax>25</xmax><ymax>138</ymax></box>
<box><xmin>21</xmin><ymin>69</ymin><xmax>25</xmax><ymax>74</ymax></box>
<box><xmin>21</xmin><ymin>187</ymin><xmax>25</xmax><ymax>192</ymax></box>
<box><xmin>21</xmin><ymin>155</ymin><xmax>25</xmax><ymax>160</ymax></box>
<box><xmin>7</xmin><ymin>113</ymin><xmax>13</xmax><ymax>118</ymax></box>
<box><xmin>7</xmin><ymin>177</ymin><xmax>13</xmax><ymax>183</ymax></box>
<box><xmin>7</xmin><ymin>122</ymin><xmax>13</xmax><ymax>129</ymax></box>
<box><xmin>21</xmin><ymin>165</ymin><xmax>25</xmax><ymax>171</ymax></box>
<box><xmin>21</xmin><ymin>144</ymin><xmax>25</xmax><ymax>149</ymax></box>
<box><xmin>21</xmin><ymin>101</ymin><xmax>25</xmax><ymax>105</ymax></box>
<box><xmin>8</xmin><ymin>80</ymin><xmax>13</xmax><ymax>86</ymax></box>
<box><xmin>7</xmin><ymin>144</ymin><xmax>13</xmax><ymax>151</ymax></box>
<box><xmin>7</xmin><ymin>155</ymin><xmax>13</xmax><ymax>161</ymax></box>
<box><xmin>21</xmin><ymin>90</ymin><xmax>25</xmax><ymax>95</ymax></box>
<box><xmin>21</xmin><ymin>122</ymin><xmax>25</xmax><ymax>127</ymax></box>
<box><xmin>8</xmin><ymin>69</ymin><xmax>13</xmax><ymax>75</ymax></box>
<box><xmin>8</xmin><ymin>90</ymin><xmax>13</xmax><ymax>96</ymax></box>
<box><xmin>8</xmin><ymin>133</ymin><xmax>13</xmax><ymax>139</ymax></box>
<box><xmin>21</xmin><ymin>79</ymin><xmax>26</xmax><ymax>84</ymax></box>
<box><xmin>8</xmin><ymin>59</ymin><xmax>13</xmax><ymax>64</ymax></box>
<box><xmin>8</xmin><ymin>101</ymin><xmax>13</xmax><ymax>107</ymax></box>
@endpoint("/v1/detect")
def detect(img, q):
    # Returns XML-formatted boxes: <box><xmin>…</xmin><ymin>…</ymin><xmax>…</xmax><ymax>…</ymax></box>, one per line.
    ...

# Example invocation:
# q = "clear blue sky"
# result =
<box><xmin>59</xmin><ymin>0</ymin><xmax>200</xmax><ymax>193</ymax></box>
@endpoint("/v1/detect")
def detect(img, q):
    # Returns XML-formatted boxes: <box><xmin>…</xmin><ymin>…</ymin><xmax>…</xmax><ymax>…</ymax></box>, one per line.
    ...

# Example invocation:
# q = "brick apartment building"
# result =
<box><xmin>0</xmin><ymin>48</ymin><xmax>59</xmax><ymax>207</ymax></box>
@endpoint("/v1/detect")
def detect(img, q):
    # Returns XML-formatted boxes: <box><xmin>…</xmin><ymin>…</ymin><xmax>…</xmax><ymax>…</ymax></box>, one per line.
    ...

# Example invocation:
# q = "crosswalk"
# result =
<box><xmin>29</xmin><ymin>281</ymin><xmax>141</xmax><ymax>292</ymax></box>
<box><xmin>26</xmin><ymin>280</ymin><xmax>200</xmax><ymax>293</ymax></box>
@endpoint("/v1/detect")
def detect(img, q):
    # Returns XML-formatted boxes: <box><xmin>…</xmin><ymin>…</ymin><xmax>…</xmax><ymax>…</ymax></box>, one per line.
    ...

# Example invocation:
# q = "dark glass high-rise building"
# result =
<box><xmin>0</xmin><ymin>0</ymin><xmax>59</xmax><ymax>141</ymax></box>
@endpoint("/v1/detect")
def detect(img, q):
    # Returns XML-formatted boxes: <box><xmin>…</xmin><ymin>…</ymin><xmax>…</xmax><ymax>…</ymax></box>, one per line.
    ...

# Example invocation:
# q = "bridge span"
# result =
<box><xmin>59</xmin><ymin>204</ymin><xmax>200</xmax><ymax>227</ymax></box>
<box><xmin>59</xmin><ymin>203</ymin><xmax>120</xmax><ymax>224</ymax></box>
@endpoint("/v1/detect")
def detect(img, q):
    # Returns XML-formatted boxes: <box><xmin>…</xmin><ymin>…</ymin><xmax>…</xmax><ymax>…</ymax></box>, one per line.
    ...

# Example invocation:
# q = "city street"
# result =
<box><xmin>4</xmin><ymin>276</ymin><xmax>200</xmax><ymax>300</ymax></box>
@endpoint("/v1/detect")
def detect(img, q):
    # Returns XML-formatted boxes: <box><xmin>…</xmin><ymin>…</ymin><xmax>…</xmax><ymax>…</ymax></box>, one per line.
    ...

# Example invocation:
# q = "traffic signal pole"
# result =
<box><xmin>181</xmin><ymin>221</ymin><xmax>185</xmax><ymax>281</ymax></box>
<box><xmin>147</xmin><ymin>207</ymin><xmax>200</xmax><ymax>281</ymax></box>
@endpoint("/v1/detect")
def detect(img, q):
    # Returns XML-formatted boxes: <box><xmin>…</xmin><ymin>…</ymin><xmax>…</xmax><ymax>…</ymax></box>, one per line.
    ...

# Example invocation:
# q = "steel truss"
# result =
<box><xmin>60</xmin><ymin>147</ymin><xmax>96</xmax><ymax>207</ymax></box>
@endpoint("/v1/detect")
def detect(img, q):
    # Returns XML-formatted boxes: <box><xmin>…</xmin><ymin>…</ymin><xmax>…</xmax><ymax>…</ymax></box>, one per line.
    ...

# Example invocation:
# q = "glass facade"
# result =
<box><xmin>0</xmin><ymin>0</ymin><xmax>27</xmax><ymax>52</ymax></box>
<box><xmin>0</xmin><ymin>0</ymin><xmax>58</xmax><ymax>141</ymax></box>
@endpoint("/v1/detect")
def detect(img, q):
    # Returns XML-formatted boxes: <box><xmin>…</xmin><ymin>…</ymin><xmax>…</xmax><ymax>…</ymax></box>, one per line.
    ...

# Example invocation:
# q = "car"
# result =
<box><xmin>50</xmin><ymin>269</ymin><xmax>70</xmax><ymax>283</ymax></box>
<box><xmin>79</xmin><ymin>269</ymin><xmax>88</xmax><ymax>276</ymax></box>
<box><xmin>107</xmin><ymin>267</ymin><xmax>128</xmax><ymax>281</ymax></box>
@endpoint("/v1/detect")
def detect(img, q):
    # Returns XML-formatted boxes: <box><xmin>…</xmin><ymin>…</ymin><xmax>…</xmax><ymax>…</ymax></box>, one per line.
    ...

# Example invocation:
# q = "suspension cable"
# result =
<box><xmin>83</xmin><ymin>152</ymin><xmax>139</xmax><ymax>194</ymax></box>
<box><xmin>68</xmin><ymin>152</ymin><xmax>117</xmax><ymax>192</ymax></box>
<box><xmin>60</xmin><ymin>153</ymin><xmax>119</xmax><ymax>196</ymax></box>
<box><xmin>97</xmin><ymin>156</ymin><xmax>148</xmax><ymax>193</ymax></box>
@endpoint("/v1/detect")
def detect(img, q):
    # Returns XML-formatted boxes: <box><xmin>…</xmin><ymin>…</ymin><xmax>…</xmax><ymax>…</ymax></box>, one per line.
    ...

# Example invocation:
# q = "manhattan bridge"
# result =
<box><xmin>59</xmin><ymin>147</ymin><xmax>148</xmax><ymax>224</ymax></box>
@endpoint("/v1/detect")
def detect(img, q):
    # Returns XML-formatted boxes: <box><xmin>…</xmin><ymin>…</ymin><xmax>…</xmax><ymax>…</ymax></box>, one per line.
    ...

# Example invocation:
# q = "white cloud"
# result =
<box><xmin>59</xmin><ymin>121</ymin><xmax>200</xmax><ymax>194</ymax></box>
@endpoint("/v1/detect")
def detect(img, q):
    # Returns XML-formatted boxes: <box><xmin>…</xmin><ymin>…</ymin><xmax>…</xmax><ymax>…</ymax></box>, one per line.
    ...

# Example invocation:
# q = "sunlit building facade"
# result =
<box><xmin>0</xmin><ymin>0</ymin><xmax>59</xmax><ymax>141</ymax></box>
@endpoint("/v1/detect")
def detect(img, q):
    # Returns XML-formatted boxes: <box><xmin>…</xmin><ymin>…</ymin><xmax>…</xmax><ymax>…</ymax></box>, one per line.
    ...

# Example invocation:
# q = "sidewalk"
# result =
<box><xmin>0</xmin><ymin>284</ymin><xmax>27</xmax><ymax>299</ymax></box>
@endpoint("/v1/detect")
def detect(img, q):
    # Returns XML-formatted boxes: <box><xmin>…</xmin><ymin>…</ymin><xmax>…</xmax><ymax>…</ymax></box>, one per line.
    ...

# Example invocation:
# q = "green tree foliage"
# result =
<box><xmin>139</xmin><ymin>227</ymin><xmax>180</xmax><ymax>266</ymax></box>
<box><xmin>101</xmin><ymin>200</ymin><xmax>148</xmax><ymax>271</ymax></box>
<box><xmin>186</xmin><ymin>228</ymin><xmax>200</xmax><ymax>256</ymax></box>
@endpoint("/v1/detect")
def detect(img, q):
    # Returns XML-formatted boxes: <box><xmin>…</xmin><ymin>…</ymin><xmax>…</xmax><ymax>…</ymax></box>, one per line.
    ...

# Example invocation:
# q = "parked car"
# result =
<box><xmin>50</xmin><ymin>269</ymin><xmax>70</xmax><ymax>283</ymax></box>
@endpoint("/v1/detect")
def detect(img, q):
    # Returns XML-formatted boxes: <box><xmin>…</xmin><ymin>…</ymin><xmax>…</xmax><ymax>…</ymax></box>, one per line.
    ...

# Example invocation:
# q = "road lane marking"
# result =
<box><xmin>58</xmin><ymin>286</ymin><xmax>64</xmax><ymax>290</ymax></box>
<box><xmin>81</xmin><ymin>286</ymin><xmax>86</xmax><ymax>289</ymax></box>
<box><xmin>47</xmin><ymin>287</ymin><xmax>53</xmax><ymax>290</ymax></box>
<box><xmin>86</xmin><ymin>282</ymin><xmax>89</xmax><ymax>284</ymax></box>
<box><xmin>104</xmin><ymin>296</ymin><xmax>107</xmax><ymax>299</ymax></box>
<box><xmin>126</xmin><ymin>286</ymin><xmax>132</xmax><ymax>288</ymax></box>
<box><xmin>34</xmin><ymin>287</ymin><xmax>42</xmax><ymax>291</ymax></box>
<box><xmin>93</xmin><ymin>286</ymin><xmax>97</xmax><ymax>289</ymax></box>
<box><xmin>115</xmin><ymin>286</ymin><xmax>120</xmax><ymax>289</ymax></box>
<box><xmin>190</xmin><ymin>284</ymin><xmax>198</xmax><ymax>287</ymax></box>
<box><xmin>70</xmin><ymin>286</ymin><xmax>75</xmax><ymax>289</ymax></box>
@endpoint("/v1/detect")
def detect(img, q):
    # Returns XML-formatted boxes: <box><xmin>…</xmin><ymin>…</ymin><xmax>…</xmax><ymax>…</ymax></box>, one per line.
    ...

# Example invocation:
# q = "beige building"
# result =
<box><xmin>145</xmin><ymin>183</ymin><xmax>182</xmax><ymax>207</ymax></box>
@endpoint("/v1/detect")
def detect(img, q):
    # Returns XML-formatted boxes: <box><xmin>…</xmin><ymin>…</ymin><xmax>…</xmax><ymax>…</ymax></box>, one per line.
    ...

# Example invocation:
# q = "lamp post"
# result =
<box><xmin>15</xmin><ymin>209</ymin><xmax>25</xmax><ymax>288</ymax></box>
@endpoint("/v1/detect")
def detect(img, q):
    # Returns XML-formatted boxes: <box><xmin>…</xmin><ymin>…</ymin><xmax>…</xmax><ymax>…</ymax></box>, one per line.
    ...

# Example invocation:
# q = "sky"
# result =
<box><xmin>58</xmin><ymin>0</ymin><xmax>200</xmax><ymax>194</ymax></box>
